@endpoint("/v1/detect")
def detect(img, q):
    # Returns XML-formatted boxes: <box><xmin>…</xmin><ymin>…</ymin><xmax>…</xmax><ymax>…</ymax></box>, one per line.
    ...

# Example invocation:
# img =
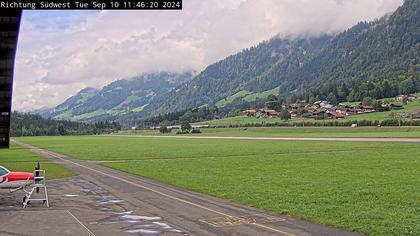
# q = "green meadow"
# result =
<box><xmin>0</xmin><ymin>144</ymin><xmax>75</xmax><ymax>180</ymax></box>
<box><xmin>17</xmin><ymin>136</ymin><xmax>420</xmax><ymax>236</ymax></box>
<box><xmin>118</xmin><ymin>126</ymin><xmax>420</xmax><ymax>138</ymax></box>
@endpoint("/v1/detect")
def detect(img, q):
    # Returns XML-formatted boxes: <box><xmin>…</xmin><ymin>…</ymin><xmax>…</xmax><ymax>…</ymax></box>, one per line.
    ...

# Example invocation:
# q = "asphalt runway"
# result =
<box><xmin>10</xmin><ymin>140</ymin><xmax>361</xmax><ymax>236</ymax></box>
<box><xmin>107</xmin><ymin>135</ymin><xmax>420</xmax><ymax>143</ymax></box>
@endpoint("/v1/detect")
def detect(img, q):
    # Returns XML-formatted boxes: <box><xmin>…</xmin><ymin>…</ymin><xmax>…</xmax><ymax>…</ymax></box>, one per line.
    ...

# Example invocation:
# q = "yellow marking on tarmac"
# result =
<box><xmin>27</xmin><ymin>145</ymin><xmax>298</xmax><ymax>236</ymax></box>
<box><xmin>199</xmin><ymin>215</ymin><xmax>285</xmax><ymax>228</ymax></box>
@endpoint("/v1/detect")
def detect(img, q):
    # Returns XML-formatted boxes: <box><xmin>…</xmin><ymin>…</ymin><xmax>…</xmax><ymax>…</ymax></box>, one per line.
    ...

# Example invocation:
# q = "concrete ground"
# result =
<box><xmin>0</xmin><ymin>141</ymin><xmax>362</xmax><ymax>236</ymax></box>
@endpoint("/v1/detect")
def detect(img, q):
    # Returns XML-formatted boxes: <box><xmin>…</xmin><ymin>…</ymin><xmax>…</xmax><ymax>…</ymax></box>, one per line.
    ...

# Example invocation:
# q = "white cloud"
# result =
<box><xmin>13</xmin><ymin>0</ymin><xmax>404</xmax><ymax>111</ymax></box>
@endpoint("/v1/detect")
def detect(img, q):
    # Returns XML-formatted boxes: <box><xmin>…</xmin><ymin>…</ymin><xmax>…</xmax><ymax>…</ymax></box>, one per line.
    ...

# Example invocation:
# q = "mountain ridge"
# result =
<box><xmin>33</xmin><ymin>72</ymin><xmax>194</xmax><ymax>122</ymax></box>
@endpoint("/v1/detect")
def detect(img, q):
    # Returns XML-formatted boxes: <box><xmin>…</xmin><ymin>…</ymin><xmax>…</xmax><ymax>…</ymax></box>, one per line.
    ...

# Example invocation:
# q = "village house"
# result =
<box><xmin>257</xmin><ymin>109</ymin><xmax>279</xmax><ymax>118</ymax></box>
<box><xmin>408</xmin><ymin>94</ymin><xmax>418</xmax><ymax>101</ymax></box>
<box><xmin>289</xmin><ymin>110</ymin><xmax>298</xmax><ymax>117</ymax></box>
<box><xmin>359</xmin><ymin>105</ymin><xmax>374</xmax><ymax>113</ymax></box>
<box><xmin>314</xmin><ymin>101</ymin><xmax>334</xmax><ymax>109</ymax></box>
<box><xmin>327</xmin><ymin>111</ymin><xmax>345</xmax><ymax>119</ymax></box>
<box><xmin>288</xmin><ymin>103</ymin><xmax>305</xmax><ymax>117</ymax></box>
<box><xmin>412</xmin><ymin>109</ymin><xmax>420</xmax><ymax>120</ymax></box>
<box><xmin>335</xmin><ymin>105</ymin><xmax>358</xmax><ymax>116</ymax></box>
<box><xmin>390</xmin><ymin>103</ymin><xmax>404</xmax><ymax>110</ymax></box>
<box><xmin>396</xmin><ymin>95</ymin><xmax>408</xmax><ymax>102</ymax></box>
<box><xmin>288</xmin><ymin>103</ymin><xmax>300</xmax><ymax>112</ymax></box>
<box><xmin>243</xmin><ymin>95</ymin><xmax>403</xmax><ymax>120</ymax></box>
<box><xmin>242</xmin><ymin>109</ymin><xmax>257</xmax><ymax>117</ymax></box>
<box><xmin>335</xmin><ymin>106</ymin><xmax>347</xmax><ymax>114</ymax></box>
<box><xmin>309</xmin><ymin>108</ymin><xmax>327</xmax><ymax>119</ymax></box>
<box><xmin>396</xmin><ymin>94</ymin><xmax>418</xmax><ymax>102</ymax></box>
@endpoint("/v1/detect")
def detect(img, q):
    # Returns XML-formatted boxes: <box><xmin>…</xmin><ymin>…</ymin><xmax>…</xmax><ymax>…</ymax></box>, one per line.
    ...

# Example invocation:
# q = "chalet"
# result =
<box><xmin>390</xmin><ymin>103</ymin><xmax>404</xmax><ymax>110</ymax></box>
<box><xmin>258</xmin><ymin>109</ymin><xmax>279</xmax><ymax>118</ymax></box>
<box><xmin>359</xmin><ymin>105</ymin><xmax>374</xmax><ymax>113</ymax></box>
<box><xmin>243</xmin><ymin>109</ymin><xmax>257</xmax><ymax>117</ymax></box>
<box><xmin>322</xmin><ymin>104</ymin><xmax>334</xmax><ymax>109</ymax></box>
<box><xmin>396</xmin><ymin>95</ymin><xmax>408</xmax><ymax>102</ymax></box>
<box><xmin>313</xmin><ymin>101</ymin><xmax>323</xmax><ymax>106</ymax></box>
<box><xmin>335</xmin><ymin>107</ymin><xmax>347</xmax><ymax>114</ymax></box>
<box><xmin>412</xmin><ymin>110</ymin><xmax>420</xmax><ymax>120</ymax></box>
<box><xmin>310</xmin><ymin>108</ymin><xmax>327</xmax><ymax>118</ymax></box>
<box><xmin>314</xmin><ymin>101</ymin><xmax>334</xmax><ymax>109</ymax></box>
<box><xmin>289</xmin><ymin>110</ymin><xmax>298</xmax><ymax>117</ymax></box>
<box><xmin>288</xmin><ymin>103</ymin><xmax>300</xmax><ymax>111</ymax></box>
<box><xmin>408</xmin><ymin>94</ymin><xmax>418</xmax><ymax>101</ymax></box>
<box><xmin>327</xmin><ymin>111</ymin><xmax>345</xmax><ymax>119</ymax></box>
<box><xmin>333</xmin><ymin>105</ymin><xmax>357</xmax><ymax>116</ymax></box>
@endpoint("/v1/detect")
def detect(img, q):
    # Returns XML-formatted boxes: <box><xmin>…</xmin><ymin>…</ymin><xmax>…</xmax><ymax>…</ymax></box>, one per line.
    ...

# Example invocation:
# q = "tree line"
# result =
<box><xmin>10</xmin><ymin>112</ymin><xmax>121</xmax><ymax>137</ymax></box>
<box><xmin>293</xmin><ymin>75</ymin><xmax>420</xmax><ymax>105</ymax></box>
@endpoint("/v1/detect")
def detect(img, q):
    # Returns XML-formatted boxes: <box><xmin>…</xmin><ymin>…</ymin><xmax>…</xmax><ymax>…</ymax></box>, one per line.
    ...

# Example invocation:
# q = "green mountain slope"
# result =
<box><xmin>148</xmin><ymin>36</ymin><xmax>330</xmax><ymax>114</ymax></box>
<box><xmin>36</xmin><ymin>72</ymin><xmax>193</xmax><ymax>122</ymax></box>
<box><xmin>147</xmin><ymin>0</ymin><xmax>419</xmax><ymax>116</ymax></box>
<box><xmin>287</xmin><ymin>0</ymin><xmax>420</xmax><ymax>101</ymax></box>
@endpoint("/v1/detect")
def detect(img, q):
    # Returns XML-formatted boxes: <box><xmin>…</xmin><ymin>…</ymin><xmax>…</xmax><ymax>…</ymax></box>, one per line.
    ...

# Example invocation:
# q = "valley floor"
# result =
<box><xmin>118</xmin><ymin>126</ymin><xmax>420</xmax><ymax>138</ymax></box>
<box><xmin>17</xmin><ymin>135</ymin><xmax>420</xmax><ymax>236</ymax></box>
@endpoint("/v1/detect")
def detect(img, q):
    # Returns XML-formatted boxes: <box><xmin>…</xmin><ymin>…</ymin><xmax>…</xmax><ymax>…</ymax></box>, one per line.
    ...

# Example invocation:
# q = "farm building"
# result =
<box><xmin>412</xmin><ymin>110</ymin><xmax>420</xmax><ymax>120</ymax></box>
<box><xmin>327</xmin><ymin>112</ymin><xmax>345</xmax><ymax>119</ymax></box>
<box><xmin>359</xmin><ymin>105</ymin><xmax>374</xmax><ymax>113</ymax></box>
<box><xmin>242</xmin><ymin>109</ymin><xmax>257</xmax><ymax>117</ymax></box>
<box><xmin>408</xmin><ymin>94</ymin><xmax>418</xmax><ymax>101</ymax></box>
<box><xmin>390</xmin><ymin>103</ymin><xmax>404</xmax><ymax>110</ymax></box>
<box><xmin>258</xmin><ymin>109</ymin><xmax>279</xmax><ymax>118</ymax></box>
<box><xmin>396</xmin><ymin>95</ymin><xmax>408</xmax><ymax>102</ymax></box>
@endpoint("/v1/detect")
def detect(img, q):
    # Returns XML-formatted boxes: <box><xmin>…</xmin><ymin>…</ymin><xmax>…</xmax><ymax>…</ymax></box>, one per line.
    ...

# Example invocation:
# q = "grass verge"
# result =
<box><xmin>0</xmin><ymin>144</ymin><xmax>76</xmax><ymax>180</ymax></box>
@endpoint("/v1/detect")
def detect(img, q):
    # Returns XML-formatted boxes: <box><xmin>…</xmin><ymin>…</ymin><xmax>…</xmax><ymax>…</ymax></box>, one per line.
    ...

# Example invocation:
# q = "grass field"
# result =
<box><xmin>17</xmin><ymin>136</ymin><xmax>420</xmax><ymax>236</ymax></box>
<box><xmin>0</xmin><ymin>144</ymin><xmax>75</xmax><ymax>180</ymax></box>
<box><xmin>118</xmin><ymin>126</ymin><xmax>420</xmax><ymax>138</ymax></box>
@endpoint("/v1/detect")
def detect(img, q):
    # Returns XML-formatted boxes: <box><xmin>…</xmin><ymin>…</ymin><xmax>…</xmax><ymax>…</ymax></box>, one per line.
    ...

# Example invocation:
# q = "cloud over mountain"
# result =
<box><xmin>13</xmin><ymin>0</ymin><xmax>403</xmax><ymax>111</ymax></box>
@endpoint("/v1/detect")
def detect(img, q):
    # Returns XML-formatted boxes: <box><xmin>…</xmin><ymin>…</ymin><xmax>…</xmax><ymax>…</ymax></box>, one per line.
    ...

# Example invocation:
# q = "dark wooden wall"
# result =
<box><xmin>0</xmin><ymin>10</ymin><xmax>22</xmax><ymax>148</ymax></box>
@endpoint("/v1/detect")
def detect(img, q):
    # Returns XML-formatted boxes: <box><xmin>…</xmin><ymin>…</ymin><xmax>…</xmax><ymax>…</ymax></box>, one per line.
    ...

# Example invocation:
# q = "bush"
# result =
<box><xmin>159</xmin><ymin>125</ymin><xmax>171</xmax><ymax>133</ymax></box>
<box><xmin>380</xmin><ymin>119</ymin><xmax>400</xmax><ymax>126</ymax></box>
<box><xmin>176</xmin><ymin>130</ymin><xmax>190</xmax><ymax>135</ymax></box>
<box><xmin>280</xmin><ymin>109</ymin><xmax>291</xmax><ymax>120</ymax></box>
<box><xmin>191</xmin><ymin>129</ymin><xmax>202</xmax><ymax>134</ymax></box>
<box><xmin>181</xmin><ymin>121</ymin><xmax>192</xmax><ymax>132</ymax></box>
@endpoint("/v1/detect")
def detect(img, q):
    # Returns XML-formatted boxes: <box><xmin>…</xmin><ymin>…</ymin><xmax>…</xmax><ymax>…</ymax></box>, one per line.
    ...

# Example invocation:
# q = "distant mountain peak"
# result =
<box><xmin>33</xmin><ymin>71</ymin><xmax>194</xmax><ymax>122</ymax></box>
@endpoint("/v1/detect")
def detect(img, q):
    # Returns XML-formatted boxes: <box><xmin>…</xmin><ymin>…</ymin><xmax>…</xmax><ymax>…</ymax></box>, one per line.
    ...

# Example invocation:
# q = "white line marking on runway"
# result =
<box><xmin>67</xmin><ymin>210</ymin><xmax>96</xmax><ymax>236</ymax></box>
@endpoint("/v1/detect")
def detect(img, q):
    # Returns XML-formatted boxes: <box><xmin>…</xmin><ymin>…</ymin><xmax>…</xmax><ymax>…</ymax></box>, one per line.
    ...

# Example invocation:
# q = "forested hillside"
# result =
<box><xmin>291</xmin><ymin>0</ymin><xmax>420</xmax><ymax>102</ymax></box>
<box><xmin>11</xmin><ymin>112</ymin><xmax>120</xmax><ymax>136</ymax></box>
<box><xmin>147</xmin><ymin>36</ymin><xmax>331</xmax><ymax>114</ymax></box>
<box><xmin>146</xmin><ymin>0</ymin><xmax>419</xmax><ymax>115</ymax></box>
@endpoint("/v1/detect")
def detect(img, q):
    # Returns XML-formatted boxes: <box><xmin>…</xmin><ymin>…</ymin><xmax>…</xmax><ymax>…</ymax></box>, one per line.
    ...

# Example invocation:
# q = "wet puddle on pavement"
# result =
<box><xmin>69</xmin><ymin>178</ymin><xmax>187</xmax><ymax>236</ymax></box>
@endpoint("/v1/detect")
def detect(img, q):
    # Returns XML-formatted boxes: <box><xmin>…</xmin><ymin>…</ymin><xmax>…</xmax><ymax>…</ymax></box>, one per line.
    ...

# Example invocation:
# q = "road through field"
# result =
<box><xmin>14</xmin><ymin>140</ymin><xmax>360</xmax><ymax>236</ymax></box>
<box><xmin>108</xmin><ymin>134</ymin><xmax>420</xmax><ymax>143</ymax></box>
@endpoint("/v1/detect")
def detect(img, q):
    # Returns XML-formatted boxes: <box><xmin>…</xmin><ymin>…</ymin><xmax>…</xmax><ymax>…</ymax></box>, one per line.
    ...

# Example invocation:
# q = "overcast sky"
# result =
<box><xmin>13</xmin><ymin>0</ymin><xmax>404</xmax><ymax>111</ymax></box>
